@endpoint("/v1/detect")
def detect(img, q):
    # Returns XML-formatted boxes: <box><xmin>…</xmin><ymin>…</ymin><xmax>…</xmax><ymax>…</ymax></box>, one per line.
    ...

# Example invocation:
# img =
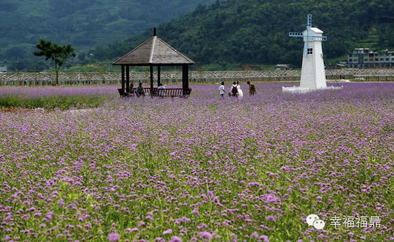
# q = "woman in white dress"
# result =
<box><xmin>237</xmin><ymin>81</ymin><xmax>243</xmax><ymax>99</ymax></box>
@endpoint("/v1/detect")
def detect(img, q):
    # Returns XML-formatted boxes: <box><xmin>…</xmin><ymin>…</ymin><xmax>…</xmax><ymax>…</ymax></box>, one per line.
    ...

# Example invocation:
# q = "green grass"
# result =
<box><xmin>0</xmin><ymin>94</ymin><xmax>111</xmax><ymax>110</ymax></box>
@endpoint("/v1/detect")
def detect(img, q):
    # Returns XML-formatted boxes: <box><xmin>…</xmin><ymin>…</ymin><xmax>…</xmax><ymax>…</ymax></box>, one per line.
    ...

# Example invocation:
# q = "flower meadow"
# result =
<box><xmin>0</xmin><ymin>83</ymin><xmax>393</xmax><ymax>241</ymax></box>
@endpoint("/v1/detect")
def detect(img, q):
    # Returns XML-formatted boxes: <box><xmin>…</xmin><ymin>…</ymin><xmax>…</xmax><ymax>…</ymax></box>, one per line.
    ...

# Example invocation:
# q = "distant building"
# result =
<box><xmin>276</xmin><ymin>64</ymin><xmax>291</xmax><ymax>70</ymax></box>
<box><xmin>0</xmin><ymin>66</ymin><xmax>7</xmax><ymax>72</ymax></box>
<box><xmin>348</xmin><ymin>48</ymin><xmax>394</xmax><ymax>68</ymax></box>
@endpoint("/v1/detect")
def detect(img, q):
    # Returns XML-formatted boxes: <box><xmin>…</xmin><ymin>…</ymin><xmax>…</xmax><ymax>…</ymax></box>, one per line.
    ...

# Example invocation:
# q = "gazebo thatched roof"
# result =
<box><xmin>113</xmin><ymin>35</ymin><xmax>194</xmax><ymax>66</ymax></box>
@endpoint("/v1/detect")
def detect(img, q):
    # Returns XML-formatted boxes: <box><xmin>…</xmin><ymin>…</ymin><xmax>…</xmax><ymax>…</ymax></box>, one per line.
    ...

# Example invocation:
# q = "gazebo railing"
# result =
<box><xmin>156</xmin><ymin>88</ymin><xmax>192</xmax><ymax>97</ymax></box>
<box><xmin>118</xmin><ymin>87</ymin><xmax>192</xmax><ymax>98</ymax></box>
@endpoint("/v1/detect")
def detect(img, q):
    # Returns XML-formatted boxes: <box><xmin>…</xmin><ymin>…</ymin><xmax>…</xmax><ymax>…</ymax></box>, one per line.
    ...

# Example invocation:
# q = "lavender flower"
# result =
<box><xmin>169</xmin><ymin>236</ymin><xmax>182</xmax><ymax>242</ymax></box>
<box><xmin>108</xmin><ymin>232</ymin><xmax>120</xmax><ymax>242</ymax></box>
<box><xmin>200</xmin><ymin>231</ymin><xmax>212</xmax><ymax>240</ymax></box>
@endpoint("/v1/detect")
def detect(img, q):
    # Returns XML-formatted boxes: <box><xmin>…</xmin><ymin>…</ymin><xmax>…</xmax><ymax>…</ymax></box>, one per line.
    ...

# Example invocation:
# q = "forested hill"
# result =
<box><xmin>0</xmin><ymin>0</ymin><xmax>215</xmax><ymax>62</ymax></box>
<box><xmin>92</xmin><ymin>0</ymin><xmax>394</xmax><ymax>68</ymax></box>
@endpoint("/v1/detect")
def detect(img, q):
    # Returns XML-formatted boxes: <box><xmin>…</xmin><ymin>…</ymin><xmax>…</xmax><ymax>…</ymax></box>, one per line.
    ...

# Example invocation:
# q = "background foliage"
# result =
<box><xmin>90</xmin><ymin>0</ymin><xmax>394</xmax><ymax>69</ymax></box>
<box><xmin>1</xmin><ymin>0</ymin><xmax>394</xmax><ymax>70</ymax></box>
<box><xmin>0</xmin><ymin>0</ymin><xmax>215</xmax><ymax>70</ymax></box>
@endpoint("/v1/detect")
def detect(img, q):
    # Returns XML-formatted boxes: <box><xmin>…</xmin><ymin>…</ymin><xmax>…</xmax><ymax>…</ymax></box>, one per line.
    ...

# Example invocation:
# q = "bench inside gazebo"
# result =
<box><xmin>113</xmin><ymin>28</ymin><xmax>194</xmax><ymax>98</ymax></box>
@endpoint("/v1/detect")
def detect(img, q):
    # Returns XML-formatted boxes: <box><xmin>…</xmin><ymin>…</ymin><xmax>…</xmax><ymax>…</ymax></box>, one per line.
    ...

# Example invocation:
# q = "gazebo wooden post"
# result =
<box><xmin>157</xmin><ymin>65</ymin><xmax>161</xmax><ymax>86</ymax></box>
<box><xmin>182</xmin><ymin>64</ymin><xmax>189</xmax><ymax>95</ymax></box>
<box><xmin>150</xmin><ymin>65</ymin><xmax>154</xmax><ymax>96</ymax></box>
<box><xmin>126</xmin><ymin>65</ymin><xmax>130</xmax><ymax>93</ymax></box>
<box><xmin>121</xmin><ymin>65</ymin><xmax>125</xmax><ymax>91</ymax></box>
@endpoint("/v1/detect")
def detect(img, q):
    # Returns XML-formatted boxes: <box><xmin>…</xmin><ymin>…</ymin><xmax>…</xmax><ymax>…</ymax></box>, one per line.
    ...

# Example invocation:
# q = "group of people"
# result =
<box><xmin>128</xmin><ymin>82</ymin><xmax>167</xmax><ymax>97</ymax></box>
<box><xmin>218</xmin><ymin>81</ymin><xmax>256</xmax><ymax>99</ymax></box>
<box><xmin>128</xmin><ymin>82</ymin><xmax>146</xmax><ymax>97</ymax></box>
<box><xmin>128</xmin><ymin>81</ymin><xmax>256</xmax><ymax>99</ymax></box>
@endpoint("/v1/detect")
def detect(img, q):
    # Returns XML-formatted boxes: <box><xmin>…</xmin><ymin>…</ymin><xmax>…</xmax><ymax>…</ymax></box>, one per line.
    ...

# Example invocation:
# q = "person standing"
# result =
<box><xmin>229</xmin><ymin>82</ymin><xmax>238</xmax><ymax>97</ymax></box>
<box><xmin>218</xmin><ymin>82</ymin><xmax>225</xmax><ymax>99</ymax></box>
<box><xmin>236</xmin><ymin>81</ymin><xmax>244</xmax><ymax>99</ymax></box>
<box><xmin>247</xmin><ymin>81</ymin><xmax>256</xmax><ymax>95</ymax></box>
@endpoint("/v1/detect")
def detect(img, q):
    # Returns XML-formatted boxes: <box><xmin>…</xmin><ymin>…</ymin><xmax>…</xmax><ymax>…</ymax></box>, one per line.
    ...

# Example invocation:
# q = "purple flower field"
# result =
<box><xmin>0</xmin><ymin>83</ymin><xmax>393</xmax><ymax>241</ymax></box>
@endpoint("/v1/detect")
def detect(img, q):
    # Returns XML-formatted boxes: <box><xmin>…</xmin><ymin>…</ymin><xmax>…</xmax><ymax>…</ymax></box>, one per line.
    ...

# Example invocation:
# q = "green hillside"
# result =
<box><xmin>91</xmin><ymin>0</ymin><xmax>394</xmax><ymax>69</ymax></box>
<box><xmin>0</xmin><ymin>0</ymin><xmax>215</xmax><ymax>65</ymax></box>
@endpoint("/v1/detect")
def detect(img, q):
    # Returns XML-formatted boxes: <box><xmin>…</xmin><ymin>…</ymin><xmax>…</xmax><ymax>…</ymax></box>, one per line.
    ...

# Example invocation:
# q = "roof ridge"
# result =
<box><xmin>153</xmin><ymin>37</ymin><xmax>194</xmax><ymax>64</ymax></box>
<box><xmin>113</xmin><ymin>36</ymin><xmax>154</xmax><ymax>64</ymax></box>
<box><xmin>149</xmin><ymin>36</ymin><xmax>157</xmax><ymax>63</ymax></box>
<box><xmin>113</xmin><ymin>35</ymin><xmax>194</xmax><ymax>65</ymax></box>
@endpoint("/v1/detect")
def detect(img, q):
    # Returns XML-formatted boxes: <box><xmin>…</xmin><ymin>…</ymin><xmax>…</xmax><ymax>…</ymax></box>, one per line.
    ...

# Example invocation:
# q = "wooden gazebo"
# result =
<box><xmin>113</xmin><ymin>28</ymin><xmax>194</xmax><ymax>97</ymax></box>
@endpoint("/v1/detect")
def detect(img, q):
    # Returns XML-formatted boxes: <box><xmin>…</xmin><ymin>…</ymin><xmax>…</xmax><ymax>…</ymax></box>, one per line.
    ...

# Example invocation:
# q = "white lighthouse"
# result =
<box><xmin>283</xmin><ymin>14</ymin><xmax>341</xmax><ymax>92</ymax></box>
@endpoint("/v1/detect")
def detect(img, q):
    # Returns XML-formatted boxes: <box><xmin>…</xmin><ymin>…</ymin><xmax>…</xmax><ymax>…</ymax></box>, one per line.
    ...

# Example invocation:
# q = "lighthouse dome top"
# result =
<box><xmin>303</xmin><ymin>27</ymin><xmax>323</xmax><ymax>36</ymax></box>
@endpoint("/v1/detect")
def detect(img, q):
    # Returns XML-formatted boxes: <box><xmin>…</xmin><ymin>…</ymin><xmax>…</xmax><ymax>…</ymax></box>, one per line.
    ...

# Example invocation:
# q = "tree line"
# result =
<box><xmin>2</xmin><ymin>0</ymin><xmax>394</xmax><ymax>71</ymax></box>
<box><xmin>0</xmin><ymin>0</ymin><xmax>215</xmax><ymax>71</ymax></box>
<box><xmin>87</xmin><ymin>0</ymin><xmax>394</xmax><ymax>69</ymax></box>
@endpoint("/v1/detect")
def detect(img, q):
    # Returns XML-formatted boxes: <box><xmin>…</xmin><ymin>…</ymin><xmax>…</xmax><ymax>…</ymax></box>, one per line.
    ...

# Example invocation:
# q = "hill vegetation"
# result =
<box><xmin>2</xmin><ymin>0</ymin><xmax>394</xmax><ymax>71</ymax></box>
<box><xmin>89</xmin><ymin>0</ymin><xmax>394</xmax><ymax>69</ymax></box>
<box><xmin>0</xmin><ymin>0</ymin><xmax>215</xmax><ymax>69</ymax></box>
